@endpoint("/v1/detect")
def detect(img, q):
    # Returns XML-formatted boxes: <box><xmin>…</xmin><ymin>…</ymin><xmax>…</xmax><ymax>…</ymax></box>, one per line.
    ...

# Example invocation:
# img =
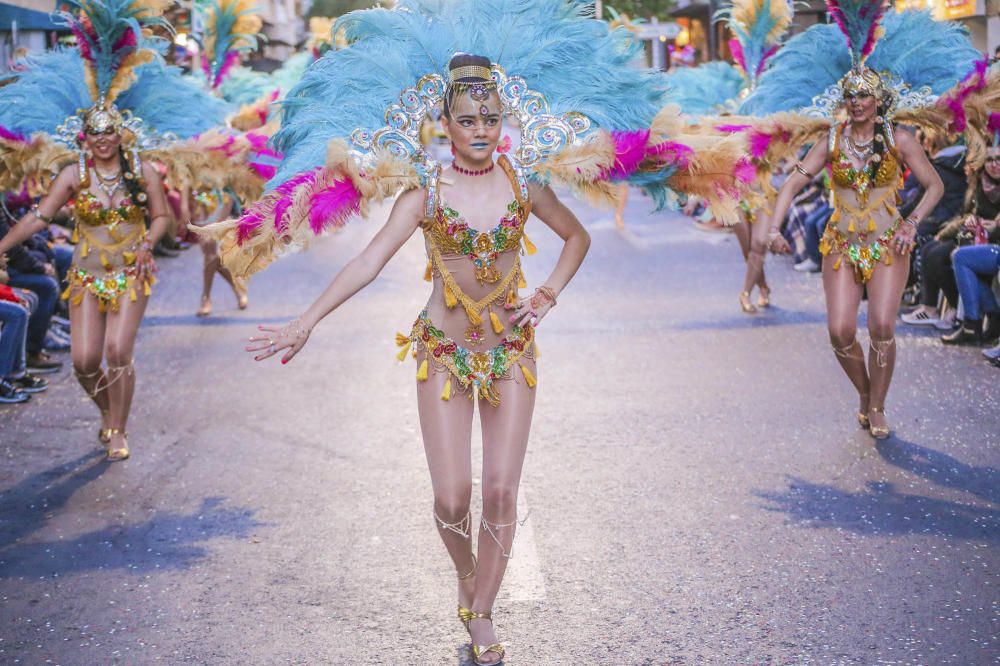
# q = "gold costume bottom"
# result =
<box><xmin>396</xmin><ymin>309</ymin><xmax>537</xmax><ymax>407</ymax></box>
<box><xmin>820</xmin><ymin>188</ymin><xmax>903</xmax><ymax>284</ymax></box>
<box><xmin>62</xmin><ymin>265</ymin><xmax>155</xmax><ymax>312</ymax></box>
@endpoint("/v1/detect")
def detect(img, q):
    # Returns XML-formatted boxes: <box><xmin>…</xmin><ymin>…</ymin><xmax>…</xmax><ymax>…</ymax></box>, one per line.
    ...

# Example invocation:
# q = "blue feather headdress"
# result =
<box><xmin>664</xmin><ymin>61</ymin><xmax>747</xmax><ymax>116</ymax></box>
<box><xmin>199</xmin><ymin>0</ymin><xmax>755</xmax><ymax>278</ymax></box>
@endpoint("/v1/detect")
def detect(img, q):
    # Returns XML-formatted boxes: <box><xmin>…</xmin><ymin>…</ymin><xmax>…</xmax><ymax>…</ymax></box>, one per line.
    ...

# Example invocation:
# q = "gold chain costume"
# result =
<box><xmin>396</xmin><ymin>155</ymin><xmax>538</xmax><ymax>406</ymax></box>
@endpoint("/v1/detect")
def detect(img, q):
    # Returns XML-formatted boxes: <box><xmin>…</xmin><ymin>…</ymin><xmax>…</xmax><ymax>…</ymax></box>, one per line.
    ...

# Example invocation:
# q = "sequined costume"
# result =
<box><xmin>820</xmin><ymin>122</ymin><xmax>904</xmax><ymax>283</ymax></box>
<box><xmin>62</xmin><ymin>167</ymin><xmax>153</xmax><ymax>311</ymax></box>
<box><xmin>397</xmin><ymin>156</ymin><xmax>537</xmax><ymax>407</ymax></box>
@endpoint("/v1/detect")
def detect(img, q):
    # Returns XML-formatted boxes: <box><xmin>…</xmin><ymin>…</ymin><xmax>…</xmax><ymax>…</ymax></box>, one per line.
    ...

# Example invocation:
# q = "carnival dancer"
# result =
<box><xmin>735</xmin><ymin>2</ymin><xmax>989</xmax><ymax>438</ymax></box>
<box><xmin>199</xmin><ymin>2</ymin><xmax>753</xmax><ymax>661</ymax></box>
<box><xmin>0</xmin><ymin>0</ymin><xmax>228</xmax><ymax>460</ymax></box>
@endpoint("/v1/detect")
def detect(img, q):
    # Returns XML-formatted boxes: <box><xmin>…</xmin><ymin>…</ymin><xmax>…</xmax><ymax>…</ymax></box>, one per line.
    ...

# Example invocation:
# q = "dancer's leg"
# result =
<box><xmin>470</xmin><ymin>363</ymin><xmax>536</xmax><ymax>664</ymax></box>
<box><xmin>102</xmin><ymin>288</ymin><xmax>149</xmax><ymax>454</ymax></box>
<box><xmin>198</xmin><ymin>239</ymin><xmax>218</xmax><ymax>316</ymax></box>
<box><xmin>865</xmin><ymin>254</ymin><xmax>910</xmax><ymax>432</ymax></box>
<box><xmin>740</xmin><ymin>218</ymin><xmax>770</xmax><ymax>310</ymax></box>
<box><xmin>415</xmin><ymin>362</ymin><xmax>477</xmax><ymax>610</ymax></box>
<box><xmin>822</xmin><ymin>255</ymin><xmax>869</xmax><ymax>417</ymax></box>
<box><xmin>69</xmin><ymin>293</ymin><xmax>110</xmax><ymax>430</ymax></box>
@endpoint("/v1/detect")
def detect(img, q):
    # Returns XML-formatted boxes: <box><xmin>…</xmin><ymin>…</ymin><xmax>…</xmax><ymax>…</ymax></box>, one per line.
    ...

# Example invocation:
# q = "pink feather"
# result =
<box><xmin>236</xmin><ymin>211</ymin><xmax>264</xmax><ymax>244</ymax></box>
<box><xmin>729</xmin><ymin>39</ymin><xmax>746</xmax><ymax>75</ymax></box>
<box><xmin>647</xmin><ymin>140</ymin><xmax>694</xmax><ymax>169</ymax></box>
<box><xmin>70</xmin><ymin>25</ymin><xmax>94</xmax><ymax>63</ymax></box>
<box><xmin>271</xmin><ymin>170</ymin><xmax>318</xmax><ymax>231</ymax></box>
<box><xmin>748</xmin><ymin>130</ymin><xmax>773</xmax><ymax>161</ymax></box>
<box><xmin>988</xmin><ymin>112</ymin><xmax>1000</xmax><ymax>135</ymax></box>
<box><xmin>309</xmin><ymin>179</ymin><xmax>362</xmax><ymax>234</ymax></box>
<box><xmin>758</xmin><ymin>44</ymin><xmax>780</xmax><ymax>75</ymax></box>
<box><xmin>113</xmin><ymin>28</ymin><xmax>137</xmax><ymax>53</ymax></box>
<box><xmin>213</xmin><ymin>51</ymin><xmax>241</xmax><ymax>88</ymax></box>
<box><xmin>942</xmin><ymin>58</ymin><xmax>989</xmax><ymax>133</ymax></box>
<box><xmin>0</xmin><ymin>125</ymin><xmax>27</xmax><ymax>143</ymax></box>
<box><xmin>714</xmin><ymin>124</ymin><xmax>752</xmax><ymax>133</ymax></box>
<box><xmin>607</xmin><ymin>130</ymin><xmax>651</xmax><ymax>179</ymax></box>
<box><xmin>734</xmin><ymin>158</ymin><xmax>757</xmax><ymax>184</ymax></box>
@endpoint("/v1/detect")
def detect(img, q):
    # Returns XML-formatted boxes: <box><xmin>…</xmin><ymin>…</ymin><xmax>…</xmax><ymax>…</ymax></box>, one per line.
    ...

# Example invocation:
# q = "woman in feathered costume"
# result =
<box><xmin>0</xmin><ymin>0</ymin><xmax>228</xmax><ymax>460</ymax></box>
<box><xmin>736</xmin><ymin>2</ymin><xmax>988</xmax><ymax>439</ymax></box>
<box><xmin>199</xmin><ymin>1</ymin><xmax>747</xmax><ymax>661</ymax></box>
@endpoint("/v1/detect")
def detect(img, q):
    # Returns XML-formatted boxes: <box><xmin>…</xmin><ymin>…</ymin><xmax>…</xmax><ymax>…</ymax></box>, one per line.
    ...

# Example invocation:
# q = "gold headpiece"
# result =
<box><xmin>839</xmin><ymin>66</ymin><xmax>886</xmax><ymax>100</ymax></box>
<box><xmin>448</xmin><ymin>65</ymin><xmax>493</xmax><ymax>85</ymax></box>
<box><xmin>82</xmin><ymin>100</ymin><xmax>125</xmax><ymax>135</ymax></box>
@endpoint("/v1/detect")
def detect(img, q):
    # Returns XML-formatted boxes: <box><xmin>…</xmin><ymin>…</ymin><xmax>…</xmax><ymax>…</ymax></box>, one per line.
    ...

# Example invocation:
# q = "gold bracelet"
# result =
<box><xmin>794</xmin><ymin>163</ymin><xmax>814</xmax><ymax>179</ymax></box>
<box><xmin>30</xmin><ymin>205</ymin><xmax>54</xmax><ymax>224</ymax></box>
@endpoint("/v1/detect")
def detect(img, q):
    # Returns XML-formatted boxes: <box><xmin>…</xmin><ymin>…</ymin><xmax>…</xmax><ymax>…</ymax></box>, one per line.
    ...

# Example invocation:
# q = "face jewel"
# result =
<box><xmin>479</xmin><ymin>104</ymin><xmax>490</xmax><ymax>117</ymax></box>
<box><xmin>470</xmin><ymin>84</ymin><xmax>489</xmax><ymax>101</ymax></box>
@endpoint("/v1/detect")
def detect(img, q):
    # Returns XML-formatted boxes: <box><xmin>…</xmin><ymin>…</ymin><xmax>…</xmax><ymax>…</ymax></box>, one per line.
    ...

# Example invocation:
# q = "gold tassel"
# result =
<box><xmin>467</xmin><ymin>306</ymin><xmax>483</xmax><ymax>326</ymax></box>
<box><xmin>847</xmin><ymin>217</ymin><xmax>855</xmax><ymax>233</ymax></box>
<box><xmin>129</xmin><ymin>287</ymin><xmax>137</xmax><ymax>302</ymax></box>
<box><xmin>829</xmin><ymin>207</ymin><xmax>841</xmax><ymax>223</ymax></box>
<box><xmin>98</xmin><ymin>300</ymin><xmax>106</xmax><ymax>313</ymax></box>
<box><xmin>80</xmin><ymin>241</ymin><xmax>89</xmax><ymax>258</ymax></box>
<box><xmin>71</xmin><ymin>227</ymin><xmax>79</xmax><ymax>243</ymax></box>
<box><xmin>143</xmin><ymin>281</ymin><xmax>151</xmax><ymax>296</ymax></box>
<box><xmin>520</xmin><ymin>363</ymin><xmax>537</xmax><ymax>388</ymax></box>
<box><xmin>72</xmin><ymin>291</ymin><xmax>84</xmax><ymax>306</ymax></box>
<box><xmin>396</xmin><ymin>340</ymin><xmax>412</xmax><ymax>362</ymax></box>
<box><xmin>833</xmin><ymin>256</ymin><xmax>842</xmax><ymax>271</ymax></box>
<box><xmin>100</xmin><ymin>254</ymin><xmax>111</xmax><ymax>269</ymax></box>
<box><xmin>522</xmin><ymin>232</ymin><xmax>537</xmax><ymax>255</ymax></box>
<box><xmin>60</xmin><ymin>285</ymin><xmax>72</xmax><ymax>300</ymax></box>
<box><xmin>867</xmin><ymin>216</ymin><xmax>876</xmax><ymax>233</ymax></box>
<box><xmin>416</xmin><ymin>358</ymin><xmax>429</xmax><ymax>381</ymax></box>
<box><xmin>395</xmin><ymin>332</ymin><xmax>410</xmax><ymax>347</ymax></box>
<box><xmin>149</xmin><ymin>276</ymin><xmax>157</xmax><ymax>287</ymax></box>
<box><xmin>518</xmin><ymin>270</ymin><xmax>527</xmax><ymax>289</ymax></box>
<box><xmin>444</xmin><ymin>283</ymin><xmax>457</xmax><ymax>308</ymax></box>
<box><xmin>440</xmin><ymin>376</ymin><xmax>452</xmax><ymax>401</ymax></box>
<box><xmin>885</xmin><ymin>252</ymin><xmax>893</xmax><ymax>266</ymax></box>
<box><xmin>490</xmin><ymin>308</ymin><xmax>504</xmax><ymax>334</ymax></box>
<box><xmin>506</xmin><ymin>288</ymin><xmax>519</xmax><ymax>308</ymax></box>
<box><xmin>423</xmin><ymin>260</ymin><xmax>432</xmax><ymax>282</ymax></box>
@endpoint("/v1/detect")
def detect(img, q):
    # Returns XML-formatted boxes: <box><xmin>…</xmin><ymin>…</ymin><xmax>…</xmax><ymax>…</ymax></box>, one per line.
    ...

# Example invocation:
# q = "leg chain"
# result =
<box><xmin>480</xmin><ymin>511</ymin><xmax>531</xmax><ymax>560</ymax></box>
<box><xmin>869</xmin><ymin>337</ymin><xmax>895</xmax><ymax>369</ymax></box>
<box><xmin>434</xmin><ymin>509</ymin><xmax>472</xmax><ymax>539</ymax></box>
<box><xmin>831</xmin><ymin>339</ymin><xmax>863</xmax><ymax>360</ymax></box>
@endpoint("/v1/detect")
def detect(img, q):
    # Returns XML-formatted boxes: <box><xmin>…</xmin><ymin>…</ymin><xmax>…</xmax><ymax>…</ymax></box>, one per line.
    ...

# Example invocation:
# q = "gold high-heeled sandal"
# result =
<box><xmin>99</xmin><ymin>410</ymin><xmax>113</xmax><ymax>445</ymax></box>
<box><xmin>468</xmin><ymin>610</ymin><xmax>505</xmax><ymax>665</ymax></box>
<box><xmin>868</xmin><ymin>407</ymin><xmax>890</xmax><ymax>440</ymax></box>
<box><xmin>196</xmin><ymin>296</ymin><xmax>212</xmax><ymax>317</ymax></box>
<box><xmin>857</xmin><ymin>394</ymin><xmax>870</xmax><ymax>429</ymax></box>
<box><xmin>757</xmin><ymin>285</ymin><xmax>771</xmax><ymax>308</ymax></box>
<box><xmin>739</xmin><ymin>291</ymin><xmax>758</xmax><ymax>314</ymax></box>
<box><xmin>457</xmin><ymin>554</ymin><xmax>477</xmax><ymax>632</ymax></box>
<box><xmin>105</xmin><ymin>429</ymin><xmax>130</xmax><ymax>461</ymax></box>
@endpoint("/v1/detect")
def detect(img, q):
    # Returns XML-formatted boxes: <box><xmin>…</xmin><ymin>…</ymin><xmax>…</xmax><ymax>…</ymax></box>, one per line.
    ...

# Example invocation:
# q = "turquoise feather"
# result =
<box><xmin>739</xmin><ymin>9</ymin><xmax>981</xmax><ymax>116</ymax></box>
<box><xmin>270</xmin><ymin>0</ymin><xmax>669</xmax><ymax>199</ymax></box>
<box><xmin>663</xmin><ymin>62</ymin><xmax>745</xmax><ymax>116</ymax></box>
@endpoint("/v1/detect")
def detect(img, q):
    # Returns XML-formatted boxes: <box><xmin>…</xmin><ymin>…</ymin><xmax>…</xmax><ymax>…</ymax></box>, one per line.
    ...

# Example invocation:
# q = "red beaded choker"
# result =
<box><xmin>451</xmin><ymin>161</ymin><xmax>495</xmax><ymax>177</ymax></box>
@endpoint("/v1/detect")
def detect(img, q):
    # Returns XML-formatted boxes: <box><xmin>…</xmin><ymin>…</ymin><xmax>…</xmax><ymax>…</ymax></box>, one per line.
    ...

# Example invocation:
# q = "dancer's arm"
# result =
<box><xmin>249</xmin><ymin>187</ymin><xmax>424</xmax><ymax>363</ymax></box>
<box><xmin>0</xmin><ymin>166</ymin><xmax>77</xmax><ymax>255</ymax></box>
<box><xmin>891</xmin><ymin>130</ymin><xmax>943</xmax><ymax>254</ymax></box>
<box><xmin>763</xmin><ymin>140</ymin><xmax>829</xmax><ymax>244</ymax></box>
<box><xmin>510</xmin><ymin>184</ymin><xmax>590</xmax><ymax>328</ymax></box>
<box><xmin>136</xmin><ymin>162</ymin><xmax>171</xmax><ymax>281</ymax></box>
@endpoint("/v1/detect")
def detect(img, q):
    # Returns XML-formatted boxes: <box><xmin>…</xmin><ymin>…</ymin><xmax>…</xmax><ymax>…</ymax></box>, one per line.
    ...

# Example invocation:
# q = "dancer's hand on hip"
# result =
<box><xmin>247</xmin><ymin>318</ymin><xmax>312</xmax><ymax>364</ymax></box>
<box><xmin>509</xmin><ymin>286</ymin><xmax>557</xmax><ymax>329</ymax></box>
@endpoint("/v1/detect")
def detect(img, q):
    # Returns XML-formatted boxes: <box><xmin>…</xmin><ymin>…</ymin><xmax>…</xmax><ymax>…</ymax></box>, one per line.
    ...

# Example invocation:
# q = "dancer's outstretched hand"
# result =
<box><xmin>768</xmin><ymin>233</ymin><xmax>792</xmax><ymax>255</ymax></box>
<box><xmin>247</xmin><ymin>318</ymin><xmax>311</xmax><ymax>364</ymax></box>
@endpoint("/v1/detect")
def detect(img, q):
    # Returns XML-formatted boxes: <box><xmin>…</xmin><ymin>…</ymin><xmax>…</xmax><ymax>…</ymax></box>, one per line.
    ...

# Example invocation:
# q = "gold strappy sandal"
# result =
<box><xmin>739</xmin><ymin>291</ymin><xmax>758</xmax><ymax>314</ymax></box>
<box><xmin>868</xmin><ymin>407</ymin><xmax>890</xmax><ymax>440</ymax></box>
<box><xmin>757</xmin><ymin>285</ymin><xmax>771</xmax><ymax>308</ymax></box>
<box><xmin>469</xmin><ymin>610</ymin><xmax>505</xmax><ymax>665</ymax></box>
<box><xmin>104</xmin><ymin>429</ymin><xmax>130</xmax><ymax>461</ymax></box>
<box><xmin>99</xmin><ymin>410</ymin><xmax>113</xmax><ymax>445</ymax></box>
<box><xmin>457</xmin><ymin>554</ymin><xmax>477</xmax><ymax>632</ymax></box>
<box><xmin>857</xmin><ymin>394</ymin><xmax>870</xmax><ymax>429</ymax></box>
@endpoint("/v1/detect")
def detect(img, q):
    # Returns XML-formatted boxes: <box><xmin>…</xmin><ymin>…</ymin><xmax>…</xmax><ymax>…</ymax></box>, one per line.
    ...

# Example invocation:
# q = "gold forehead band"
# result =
<box><xmin>448</xmin><ymin>65</ymin><xmax>494</xmax><ymax>84</ymax></box>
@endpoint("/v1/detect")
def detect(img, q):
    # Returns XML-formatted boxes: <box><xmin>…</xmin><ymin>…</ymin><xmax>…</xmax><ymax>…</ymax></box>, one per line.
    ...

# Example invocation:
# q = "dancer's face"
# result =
<box><xmin>844</xmin><ymin>91</ymin><xmax>877</xmax><ymax>124</ymax></box>
<box><xmin>985</xmin><ymin>147</ymin><xmax>1000</xmax><ymax>180</ymax></box>
<box><xmin>84</xmin><ymin>127</ymin><xmax>122</xmax><ymax>162</ymax></box>
<box><xmin>443</xmin><ymin>89</ymin><xmax>502</xmax><ymax>166</ymax></box>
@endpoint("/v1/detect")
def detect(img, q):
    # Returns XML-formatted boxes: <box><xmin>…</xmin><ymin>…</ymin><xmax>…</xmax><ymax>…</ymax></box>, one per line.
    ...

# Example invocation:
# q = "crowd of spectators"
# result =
<box><xmin>685</xmin><ymin>131</ymin><xmax>1000</xmax><ymax>368</ymax></box>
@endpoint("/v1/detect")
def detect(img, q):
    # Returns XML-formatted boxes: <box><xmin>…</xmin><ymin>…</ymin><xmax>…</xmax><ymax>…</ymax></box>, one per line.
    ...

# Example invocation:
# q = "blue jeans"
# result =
<box><xmin>803</xmin><ymin>202</ymin><xmax>833</xmax><ymax>265</ymax></box>
<box><xmin>952</xmin><ymin>244</ymin><xmax>1000</xmax><ymax>321</ymax></box>
<box><xmin>5</xmin><ymin>270</ymin><xmax>59</xmax><ymax>355</ymax></box>
<box><xmin>0</xmin><ymin>300</ymin><xmax>29</xmax><ymax>377</ymax></box>
<box><xmin>52</xmin><ymin>244</ymin><xmax>73</xmax><ymax>283</ymax></box>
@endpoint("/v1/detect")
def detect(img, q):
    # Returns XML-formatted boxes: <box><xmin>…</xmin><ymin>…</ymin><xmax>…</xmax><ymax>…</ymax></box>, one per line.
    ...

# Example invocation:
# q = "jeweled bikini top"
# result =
<box><xmin>423</xmin><ymin>155</ymin><xmax>532</xmax><ymax>285</ymax></box>
<box><xmin>73</xmin><ymin>169</ymin><xmax>145</xmax><ymax>229</ymax></box>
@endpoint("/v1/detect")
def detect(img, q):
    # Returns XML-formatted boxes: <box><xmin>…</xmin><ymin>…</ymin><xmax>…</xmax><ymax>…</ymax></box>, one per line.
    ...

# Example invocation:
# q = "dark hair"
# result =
<box><xmin>119</xmin><ymin>148</ymin><xmax>150</xmax><ymax>225</ymax></box>
<box><xmin>443</xmin><ymin>53</ymin><xmax>492</xmax><ymax>120</ymax></box>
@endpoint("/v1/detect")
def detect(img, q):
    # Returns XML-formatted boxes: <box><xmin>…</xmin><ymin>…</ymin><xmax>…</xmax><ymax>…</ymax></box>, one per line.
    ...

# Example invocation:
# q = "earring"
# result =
<box><xmin>78</xmin><ymin>150</ymin><xmax>86</xmax><ymax>180</ymax></box>
<box><xmin>450</xmin><ymin>143</ymin><xmax>456</xmax><ymax>156</ymax></box>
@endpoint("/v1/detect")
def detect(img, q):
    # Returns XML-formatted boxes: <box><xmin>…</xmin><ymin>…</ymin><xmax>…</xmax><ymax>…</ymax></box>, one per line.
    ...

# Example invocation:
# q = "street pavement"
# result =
<box><xmin>1</xmin><ymin>189</ymin><xmax>998</xmax><ymax>665</ymax></box>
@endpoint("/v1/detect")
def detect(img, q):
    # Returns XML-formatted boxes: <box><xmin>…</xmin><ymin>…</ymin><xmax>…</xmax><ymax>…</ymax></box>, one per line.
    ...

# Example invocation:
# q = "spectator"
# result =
<box><xmin>0</xmin><ymin>262</ymin><xmax>49</xmax><ymax>402</ymax></box>
<box><xmin>941</xmin><ymin>243</ymin><xmax>1000</xmax><ymax>346</ymax></box>
<box><xmin>903</xmin><ymin>145</ymin><xmax>1000</xmax><ymax>329</ymax></box>
<box><xmin>0</xmin><ymin>210</ymin><xmax>63</xmax><ymax>373</ymax></box>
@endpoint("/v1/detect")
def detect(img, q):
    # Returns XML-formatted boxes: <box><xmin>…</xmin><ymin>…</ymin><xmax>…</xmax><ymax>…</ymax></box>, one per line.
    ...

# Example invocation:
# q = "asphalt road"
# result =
<box><xmin>1</xmin><ymin>189</ymin><xmax>998</xmax><ymax>665</ymax></box>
